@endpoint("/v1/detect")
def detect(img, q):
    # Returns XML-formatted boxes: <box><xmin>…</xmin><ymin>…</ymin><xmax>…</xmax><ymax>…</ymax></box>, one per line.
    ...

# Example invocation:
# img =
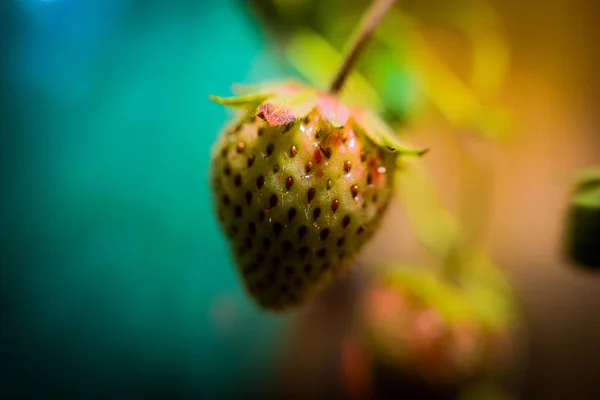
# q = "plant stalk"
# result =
<box><xmin>329</xmin><ymin>0</ymin><xmax>397</xmax><ymax>94</ymax></box>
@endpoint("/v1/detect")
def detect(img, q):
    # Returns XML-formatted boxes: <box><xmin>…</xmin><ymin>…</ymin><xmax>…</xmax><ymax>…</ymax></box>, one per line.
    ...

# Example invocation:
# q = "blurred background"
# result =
<box><xmin>1</xmin><ymin>0</ymin><xmax>599</xmax><ymax>398</ymax></box>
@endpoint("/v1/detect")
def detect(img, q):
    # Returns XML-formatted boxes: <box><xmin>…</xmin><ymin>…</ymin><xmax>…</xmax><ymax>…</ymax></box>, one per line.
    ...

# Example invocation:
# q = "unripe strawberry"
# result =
<box><xmin>210</xmin><ymin>82</ymin><xmax>424</xmax><ymax>311</ymax></box>
<box><xmin>341</xmin><ymin>268</ymin><xmax>517</xmax><ymax>398</ymax></box>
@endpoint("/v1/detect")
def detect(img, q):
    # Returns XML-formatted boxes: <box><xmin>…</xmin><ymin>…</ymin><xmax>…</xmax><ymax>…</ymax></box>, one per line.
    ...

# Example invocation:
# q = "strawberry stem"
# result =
<box><xmin>329</xmin><ymin>0</ymin><xmax>398</xmax><ymax>95</ymax></box>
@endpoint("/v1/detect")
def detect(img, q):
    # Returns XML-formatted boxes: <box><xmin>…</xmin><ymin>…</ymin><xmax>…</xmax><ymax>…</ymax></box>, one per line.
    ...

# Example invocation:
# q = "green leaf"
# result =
<box><xmin>570</xmin><ymin>165</ymin><xmax>600</xmax><ymax>209</ymax></box>
<box><xmin>573</xmin><ymin>185</ymin><xmax>600</xmax><ymax>209</ymax></box>
<box><xmin>565</xmin><ymin>166</ymin><xmax>600</xmax><ymax>269</ymax></box>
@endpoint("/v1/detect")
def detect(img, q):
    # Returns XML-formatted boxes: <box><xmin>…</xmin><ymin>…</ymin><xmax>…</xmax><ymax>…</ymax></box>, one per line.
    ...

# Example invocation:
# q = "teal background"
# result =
<box><xmin>1</xmin><ymin>0</ymin><xmax>289</xmax><ymax>397</ymax></box>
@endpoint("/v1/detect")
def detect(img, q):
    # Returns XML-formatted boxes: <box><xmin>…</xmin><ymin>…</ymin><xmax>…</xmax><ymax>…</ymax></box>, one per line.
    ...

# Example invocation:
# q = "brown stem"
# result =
<box><xmin>329</xmin><ymin>0</ymin><xmax>398</xmax><ymax>94</ymax></box>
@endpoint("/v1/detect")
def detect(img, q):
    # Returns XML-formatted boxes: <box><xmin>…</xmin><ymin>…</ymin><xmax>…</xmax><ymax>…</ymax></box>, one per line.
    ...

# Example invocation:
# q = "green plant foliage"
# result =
<box><xmin>565</xmin><ymin>166</ymin><xmax>600</xmax><ymax>269</ymax></box>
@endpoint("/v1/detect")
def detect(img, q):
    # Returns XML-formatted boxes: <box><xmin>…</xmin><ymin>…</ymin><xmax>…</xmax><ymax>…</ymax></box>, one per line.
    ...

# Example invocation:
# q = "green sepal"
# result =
<box><xmin>209</xmin><ymin>93</ymin><xmax>272</xmax><ymax>109</ymax></box>
<box><xmin>351</xmin><ymin>110</ymin><xmax>428</xmax><ymax>156</ymax></box>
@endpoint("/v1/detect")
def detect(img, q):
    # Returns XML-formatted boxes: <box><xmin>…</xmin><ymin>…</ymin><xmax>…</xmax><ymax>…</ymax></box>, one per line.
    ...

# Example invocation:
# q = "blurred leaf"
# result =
<box><xmin>565</xmin><ymin>166</ymin><xmax>600</xmax><ymax>269</ymax></box>
<box><xmin>380</xmin><ymin>266</ymin><xmax>476</xmax><ymax>323</ymax></box>
<box><xmin>459</xmin><ymin>251</ymin><xmax>518</xmax><ymax>329</ymax></box>
<box><xmin>573</xmin><ymin>185</ymin><xmax>600</xmax><ymax>208</ymax></box>
<box><xmin>573</xmin><ymin>166</ymin><xmax>600</xmax><ymax>194</ymax></box>
<box><xmin>284</xmin><ymin>28</ymin><xmax>383</xmax><ymax>110</ymax></box>
<box><xmin>405</xmin><ymin>31</ymin><xmax>511</xmax><ymax>139</ymax></box>
<box><xmin>379</xmin><ymin>253</ymin><xmax>517</xmax><ymax>332</ymax></box>
<box><xmin>395</xmin><ymin>159</ymin><xmax>464</xmax><ymax>258</ymax></box>
<box><xmin>469</xmin><ymin>28</ymin><xmax>510</xmax><ymax>101</ymax></box>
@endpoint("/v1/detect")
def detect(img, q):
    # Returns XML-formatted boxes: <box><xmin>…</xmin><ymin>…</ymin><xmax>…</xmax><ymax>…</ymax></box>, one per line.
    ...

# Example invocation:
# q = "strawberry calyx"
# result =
<box><xmin>210</xmin><ymin>81</ymin><xmax>428</xmax><ymax>158</ymax></box>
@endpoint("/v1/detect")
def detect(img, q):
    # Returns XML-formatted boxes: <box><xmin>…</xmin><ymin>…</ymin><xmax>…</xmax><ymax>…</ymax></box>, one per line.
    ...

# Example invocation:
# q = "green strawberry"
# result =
<box><xmin>210</xmin><ymin>82</ymin><xmax>425</xmax><ymax>311</ymax></box>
